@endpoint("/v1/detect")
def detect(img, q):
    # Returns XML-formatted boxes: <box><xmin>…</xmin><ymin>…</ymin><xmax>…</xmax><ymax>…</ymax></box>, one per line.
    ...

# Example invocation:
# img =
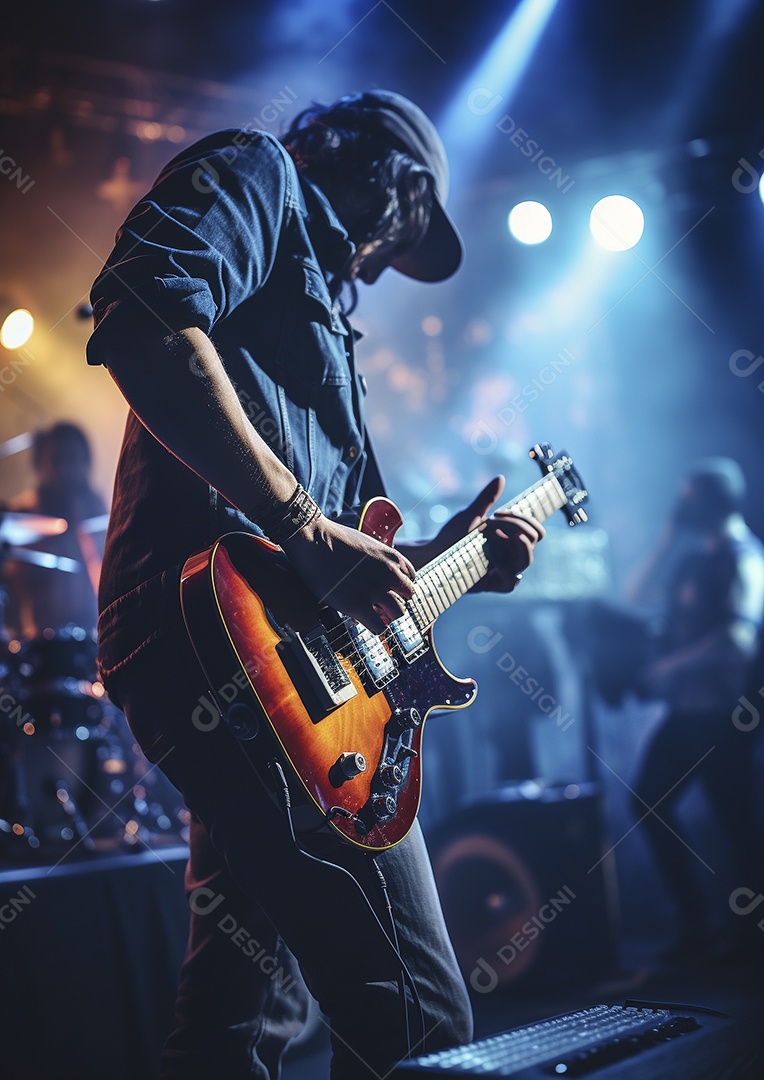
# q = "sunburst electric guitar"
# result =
<box><xmin>180</xmin><ymin>442</ymin><xmax>589</xmax><ymax>852</ymax></box>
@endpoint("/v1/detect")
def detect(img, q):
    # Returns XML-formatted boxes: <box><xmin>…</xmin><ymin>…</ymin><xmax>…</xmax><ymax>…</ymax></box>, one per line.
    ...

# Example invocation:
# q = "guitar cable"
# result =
<box><xmin>269</xmin><ymin>758</ymin><xmax>427</xmax><ymax>1062</ymax></box>
<box><xmin>371</xmin><ymin>856</ymin><xmax>414</xmax><ymax>1062</ymax></box>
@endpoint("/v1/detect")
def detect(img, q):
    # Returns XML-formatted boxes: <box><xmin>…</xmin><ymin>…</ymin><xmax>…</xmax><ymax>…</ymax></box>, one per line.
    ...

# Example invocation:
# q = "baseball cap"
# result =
<box><xmin>352</xmin><ymin>90</ymin><xmax>463</xmax><ymax>282</ymax></box>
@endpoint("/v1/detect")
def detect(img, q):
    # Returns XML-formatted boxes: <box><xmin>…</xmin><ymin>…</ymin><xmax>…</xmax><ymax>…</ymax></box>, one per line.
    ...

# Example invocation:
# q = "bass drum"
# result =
<box><xmin>0</xmin><ymin>625</ymin><xmax>189</xmax><ymax>860</ymax></box>
<box><xmin>7</xmin><ymin>624</ymin><xmax>107</xmax><ymax>732</ymax></box>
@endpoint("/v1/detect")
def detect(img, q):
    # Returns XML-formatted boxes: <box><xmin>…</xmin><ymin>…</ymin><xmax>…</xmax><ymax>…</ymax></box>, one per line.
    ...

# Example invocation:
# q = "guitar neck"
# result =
<box><xmin>408</xmin><ymin>473</ymin><xmax>567</xmax><ymax>628</ymax></box>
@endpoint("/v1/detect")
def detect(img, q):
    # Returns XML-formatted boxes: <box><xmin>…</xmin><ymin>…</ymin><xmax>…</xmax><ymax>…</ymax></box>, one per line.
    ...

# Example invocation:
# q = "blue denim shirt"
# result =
<box><xmin>88</xmin><ymin>129</ymin><xmax>380</xmax><ymax>612</ymax></box>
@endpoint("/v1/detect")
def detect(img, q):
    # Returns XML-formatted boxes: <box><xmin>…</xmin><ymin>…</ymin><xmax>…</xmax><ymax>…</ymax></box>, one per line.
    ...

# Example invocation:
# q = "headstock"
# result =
<box><xmin>530</xmin><ymin>442</ymin><xmax>589</xmax><ymax>526</ymax></box>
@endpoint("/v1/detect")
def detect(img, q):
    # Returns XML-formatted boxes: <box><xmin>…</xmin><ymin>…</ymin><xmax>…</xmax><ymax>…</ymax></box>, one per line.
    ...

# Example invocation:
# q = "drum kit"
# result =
<box><xmin>0</xmin><ymin>507</ymin><xmax>189</xmax><ymax>861</ymax></box>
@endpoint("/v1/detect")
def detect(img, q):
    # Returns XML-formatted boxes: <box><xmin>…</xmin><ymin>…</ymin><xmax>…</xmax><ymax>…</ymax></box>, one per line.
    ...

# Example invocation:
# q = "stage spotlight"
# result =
<box><xmin>508</xmin><ymin>201</ymin><xmax>553</xmax><ymax>245</ymax></box>
<box><xmin>439</xmin><ymin>0</ymin><xmax>561</xmax><ymax>191</ymax></box>
<box><xmin>589</xmin><ymin>196</ymin><xmax>644</xmax><ymax>251</ymax></box>
<box><xmin>759</xmin><ymin>171</ymin><xmax>764</xmax><ymax>205</ymax></box>
<box><xmin>0</xmin><ymin>308</ymin><xmax>34</xmax><ymax>350</ymax></box>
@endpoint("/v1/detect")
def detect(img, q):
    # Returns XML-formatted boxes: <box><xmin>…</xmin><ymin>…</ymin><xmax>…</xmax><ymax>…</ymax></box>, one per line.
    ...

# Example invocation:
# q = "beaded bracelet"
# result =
<box><xmin>257</xmin><ymin>483</ymin><xmax>321</xmax><ymax>545</ymax></box>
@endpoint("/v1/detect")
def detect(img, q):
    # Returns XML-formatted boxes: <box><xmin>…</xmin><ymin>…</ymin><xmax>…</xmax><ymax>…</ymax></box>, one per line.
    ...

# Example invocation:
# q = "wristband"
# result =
<box><xmin>257</xmin><ymin>483</ymin><xmax>321</xmax><ymax>545</ymax></box>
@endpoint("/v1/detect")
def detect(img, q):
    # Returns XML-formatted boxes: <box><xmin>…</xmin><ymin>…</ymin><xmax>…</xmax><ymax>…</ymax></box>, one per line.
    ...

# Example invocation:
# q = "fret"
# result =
<box><xmin>409</xmin><ymin>470</ymin><xmax>571</xmax><ymax>630</ymax></box>
<box><xmin>431</xmin><ymin>566</ymin><xmax>452</xmax><ymax>612</ymax></box>
<box><xmin>465</xmin><ymin>537</ymin><xmax>489</xmax><ymax>580</ymax></box>
<box><xmin>502</xmin><ymin>475</ymin><xmax>566</xmax><ymax>525</ymax></box>
<box><xmin>451</xmin><ymin>546</ymin><xmax>476</xmax><ymax>593</ymax></box>
<box><xmin>432</xmin><ymin>559</ymin><xmax>459</xmax><ymax>606</ymax></box>
<box><xmin>528</xmin><ymin>487</ymin><xmax>546</xmax><ymax>521</ymax></box>
<box><xmin>454</xmin><ymin>548</ymin><xmax>478</xmax><ymax>594</ymax></box>
<box><xmin>543</xmin><ymin>476</ymin><xmax>566</xmax><ymax>515</ymax></box>
<box><xmin>414</xmin><ymin>585</ymin><xmax>432</xmax><ymax>623</ymax></box>
<box><xmin>408</xmin><ymin>594</ymin><xmax>428</xmax><ymax>630</ymax></box>
<box><xmin>443</xmin><ymin>553</ymin><xmax>464</xmax><ymax>597</ymax></box>
<box><xmin>419</xmin><ymin>573</ymin><xmax>445</xmax><ymax>618</ymax></box>
<box><xmin>536</xmin><ymin>481</ymin><xmax>554</xmax><ymax>520</ymax></box>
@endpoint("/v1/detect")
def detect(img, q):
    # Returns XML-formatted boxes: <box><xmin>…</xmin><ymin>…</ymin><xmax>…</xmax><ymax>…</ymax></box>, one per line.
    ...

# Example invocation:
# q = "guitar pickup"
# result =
<box><xmin>387</xmin><ymin>610</ymin><xmax>428</xmax><ymax>663</ymax></box>
<box><xmin>276</xmin><ymin>626</ymin><xmax>357</xmax><ymax>714</ymax></box>
<box><xmin>344</xmin><ymin>618</ymin><xmax>398</xmax><ymax>691</ymax></box>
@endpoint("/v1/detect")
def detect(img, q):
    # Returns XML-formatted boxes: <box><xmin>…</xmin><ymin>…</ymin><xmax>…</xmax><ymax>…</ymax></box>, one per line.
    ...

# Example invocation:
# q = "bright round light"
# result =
<box><xmin>758</xmin><ymin>171</ymin><xmax>764</xmax><ymax>205</ymax></box>
<box><xmin>0</xmin><ymin>309</ymin><xmax>34</xmax><ymax>349</ymax></box>
<box><xmin>508</xmin><ymin>201</ymin><xmax>553</xmax><ymax>245</ymax></box>
<box><xmin>589</xmin><ymin>196</ymin><xmax>644</xmax><ymax>251</ymax></box>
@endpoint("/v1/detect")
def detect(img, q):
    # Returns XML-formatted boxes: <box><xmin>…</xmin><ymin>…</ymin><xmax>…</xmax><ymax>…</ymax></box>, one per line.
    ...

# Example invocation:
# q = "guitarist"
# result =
<box><xmin>87</xmin><ymin>90</ymin><xmax>543</xmax><ymax>1079</ymax></box>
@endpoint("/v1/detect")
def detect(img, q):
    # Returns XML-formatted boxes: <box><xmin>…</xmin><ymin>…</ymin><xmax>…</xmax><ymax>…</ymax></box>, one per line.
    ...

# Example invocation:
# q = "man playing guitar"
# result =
<box><xmin>87</xmin><ymin>90</ymin><xmax>544</xmax><ymax>1079</ymax></box>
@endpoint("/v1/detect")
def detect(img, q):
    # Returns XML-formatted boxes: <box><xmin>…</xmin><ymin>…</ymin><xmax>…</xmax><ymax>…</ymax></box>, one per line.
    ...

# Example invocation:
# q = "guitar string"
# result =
<box><xmin>318</xmin><ymin>473</ymin><xmax>567</xmax><ymax>677</ymax></box>
<box><xmin>320</xmin><ymin>474</ymin><xmax>565</xmax><ymax>663</ymax></box>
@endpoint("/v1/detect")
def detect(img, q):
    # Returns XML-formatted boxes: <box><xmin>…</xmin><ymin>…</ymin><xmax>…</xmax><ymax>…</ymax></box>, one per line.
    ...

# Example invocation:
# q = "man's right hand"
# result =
<box><xmin>282</xmin><ymin>516</ymin><xmax>417</xmax><ymax>635</ymax></box>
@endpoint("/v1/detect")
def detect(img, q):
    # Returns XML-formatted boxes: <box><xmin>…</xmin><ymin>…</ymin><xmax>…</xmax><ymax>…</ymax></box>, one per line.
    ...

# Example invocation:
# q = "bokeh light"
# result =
<box><xmin>0</xmin><ymin>308</ymin><xmax>34</xmax><ymax>349</ymax></box>
<box><xmin>508</xmin><ymin>201</ymin><xmax>553</xmax><ymax>245</ymax></box>
<box><xmin>589</xmin><ymin>195</ymin><xmax>644</xmax><ymax>250</ymax></box>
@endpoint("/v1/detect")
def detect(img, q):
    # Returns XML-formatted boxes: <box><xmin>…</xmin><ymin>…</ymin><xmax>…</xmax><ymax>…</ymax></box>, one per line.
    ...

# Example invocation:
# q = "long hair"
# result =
<box><xmin>32</xmin><ymin>421</ymin><xmax>91</xmax><ymax>471</ymax></box>
<box><xmin>281</xmin><ymin>97</ymin><xmax>433</xmax><ymax>310</ymax></box>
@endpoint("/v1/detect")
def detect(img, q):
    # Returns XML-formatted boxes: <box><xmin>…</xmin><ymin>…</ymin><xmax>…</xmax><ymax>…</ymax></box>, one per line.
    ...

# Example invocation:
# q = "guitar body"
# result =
<box><xmin>180</xmin><ymin>498</ymin><xmax>477</xmax><ymax>852</ymax></box>
<box><xmin>180</xmin><ymin>445</ymin><xmax>589</xmax><ymax>852</ymax></box>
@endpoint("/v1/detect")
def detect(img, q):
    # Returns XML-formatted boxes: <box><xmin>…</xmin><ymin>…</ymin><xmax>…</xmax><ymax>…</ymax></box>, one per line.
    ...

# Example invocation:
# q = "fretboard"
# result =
<box><xmin>407</xmin><ymin>473</ymin><xmax>567</xmax><ymax>629</ymax></box>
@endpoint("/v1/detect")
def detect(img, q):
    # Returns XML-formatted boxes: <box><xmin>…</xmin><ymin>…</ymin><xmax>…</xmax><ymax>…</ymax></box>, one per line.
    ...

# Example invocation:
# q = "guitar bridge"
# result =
<box><xmin>276</xmin><ymin>626</ymin><xmax>357</xmax><ymax>714</ymax></box>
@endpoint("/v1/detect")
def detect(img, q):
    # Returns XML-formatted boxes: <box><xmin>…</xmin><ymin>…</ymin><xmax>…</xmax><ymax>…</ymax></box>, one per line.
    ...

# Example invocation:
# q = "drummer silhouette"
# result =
<box><xmin>3</xmin><ymin>422</ymin><xmax>107</xmax><ymax>636</ymax></box>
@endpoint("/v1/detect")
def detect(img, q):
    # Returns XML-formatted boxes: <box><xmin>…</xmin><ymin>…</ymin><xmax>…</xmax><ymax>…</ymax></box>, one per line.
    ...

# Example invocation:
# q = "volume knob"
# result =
<box><xmin>391</xmin><ymin>707</ymin><xmax>422</xmax><ymax>733</ymax></box>
<box><xmin>329</xmin><ymin>752</ymin><xmax>367</xmax><ymax>787</ymax></box>
<box><xmin>379</xmin><ymin>762</ymin><xmax>404</xmax><ymax>788</ymax></box>
<box><xmin>371</xmin><ymin>793</ymin><xmax>397</xmax><ymax>820</ymax></box>
<box><xmin>336</xmin><ymin>752</ymin><xmax>367</xmax><ymax>779</ymax></box>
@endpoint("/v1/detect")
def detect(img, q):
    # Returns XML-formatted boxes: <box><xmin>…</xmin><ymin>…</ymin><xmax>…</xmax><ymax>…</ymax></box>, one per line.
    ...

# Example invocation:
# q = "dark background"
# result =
<box><xmin>1</xmin><ymin>0</ymin><xmax>763</xmax><ymax>578</ymax></box>
<box><xmin>1</xmin><ymin>5</ymin><xmax>764</xmax><ymax>1072</ymax></box>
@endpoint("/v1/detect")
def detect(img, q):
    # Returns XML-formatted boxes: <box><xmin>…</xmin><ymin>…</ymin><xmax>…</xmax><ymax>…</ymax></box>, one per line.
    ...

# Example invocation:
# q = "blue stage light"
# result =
<box><xmin>589</xmin><ymin>196</ymin><xmax>644</xmax><ymax>250</ymax></box>
<box><xmin>508</xmin><ymin>201</ymin><xmax>553</xmax><ymax>244</ymax></box>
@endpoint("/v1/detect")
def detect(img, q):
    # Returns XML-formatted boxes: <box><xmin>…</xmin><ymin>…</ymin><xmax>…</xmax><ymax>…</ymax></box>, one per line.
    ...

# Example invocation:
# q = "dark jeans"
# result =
<box><xmin>98</xmin><ymin>571</ymin><xmax>472</xmax><ymax>1079</ymax></box>
<box><xmin>633</xmin><ymin>707</ymin><xmax>764</xmax><ymax>937</ymax></box>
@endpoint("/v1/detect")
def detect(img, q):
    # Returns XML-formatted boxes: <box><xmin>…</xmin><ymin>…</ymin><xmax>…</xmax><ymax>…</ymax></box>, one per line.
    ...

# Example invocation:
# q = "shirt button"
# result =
<box><xmin>346</xmin><ymin>443</ymin><xmax>360</xmax><ymax>461</ymax></box>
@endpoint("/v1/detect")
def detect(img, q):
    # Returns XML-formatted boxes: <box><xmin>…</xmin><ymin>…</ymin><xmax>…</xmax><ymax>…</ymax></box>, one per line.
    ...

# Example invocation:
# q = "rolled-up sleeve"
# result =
<box><xmin>87</xmin><ymin>130</ymin><xmax>290</xmax><ymax>365</ymax></box>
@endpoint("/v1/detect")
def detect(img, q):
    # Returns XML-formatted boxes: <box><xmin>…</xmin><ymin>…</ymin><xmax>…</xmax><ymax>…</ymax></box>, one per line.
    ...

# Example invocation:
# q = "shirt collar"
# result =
<box><xmin>296</xmin><ymin>172</ymin><xmax>355</xmax><ymax>276</ymax></box>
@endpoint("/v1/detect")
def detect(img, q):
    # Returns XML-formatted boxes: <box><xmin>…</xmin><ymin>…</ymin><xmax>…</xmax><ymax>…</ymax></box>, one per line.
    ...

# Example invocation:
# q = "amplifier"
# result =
<box><xmin>428</xmin><ymin>782</ymin><xmax>619</xmax><ymax>992</ymax></box>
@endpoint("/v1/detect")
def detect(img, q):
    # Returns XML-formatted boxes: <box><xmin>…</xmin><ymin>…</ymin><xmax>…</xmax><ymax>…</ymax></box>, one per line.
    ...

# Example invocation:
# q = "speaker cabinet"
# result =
<box><xmin>428</xmin><ymin>782</ymin><xmax>619</xmax><ymax>993</ymax></box>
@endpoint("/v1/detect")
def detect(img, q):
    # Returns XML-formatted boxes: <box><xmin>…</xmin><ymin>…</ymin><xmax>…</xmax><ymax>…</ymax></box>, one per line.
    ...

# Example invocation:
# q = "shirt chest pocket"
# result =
<box><xmin>274</xmin><ymin>260</ymin><xmax>349</xmax><ymax>381</ymax></box>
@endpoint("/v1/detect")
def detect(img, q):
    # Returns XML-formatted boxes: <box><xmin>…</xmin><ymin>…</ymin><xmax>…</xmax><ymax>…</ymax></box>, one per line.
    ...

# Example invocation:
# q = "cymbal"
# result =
<box><xmin>3</xmin><ymin>546</ymin><xmax>80</xmax><ymax>573</ymax></box>
<box><xmin>78</xmin><ymin>513</ymin><xmax>110</xmax><ymax>534</ymax></box>
<box><xmin>0</xmin><ymin>510</ymin><xmax>68</xmax><ymax>546</ymax></box>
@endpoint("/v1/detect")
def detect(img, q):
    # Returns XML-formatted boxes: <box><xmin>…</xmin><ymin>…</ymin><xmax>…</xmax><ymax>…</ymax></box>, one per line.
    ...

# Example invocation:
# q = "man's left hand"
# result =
<box><xmin>399</xmin><ymin>475</ymin><xmax>545</xmax><ymax>592</ymax></box>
